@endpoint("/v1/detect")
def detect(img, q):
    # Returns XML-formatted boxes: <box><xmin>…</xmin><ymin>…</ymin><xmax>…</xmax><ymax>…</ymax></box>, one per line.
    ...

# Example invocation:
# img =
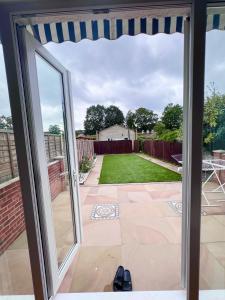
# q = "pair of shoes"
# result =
<box><xmin>113</xmin><ymin>266</ymin><xmax>132</xmax><ymax>292</ymax></box>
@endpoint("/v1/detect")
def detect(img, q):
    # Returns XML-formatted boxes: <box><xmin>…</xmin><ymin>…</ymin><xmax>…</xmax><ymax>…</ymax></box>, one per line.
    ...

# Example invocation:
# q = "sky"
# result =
<box><xmin>1</xmin><ymin>30</ymin><xmax>225</xmax><ymax>130</ymax></box>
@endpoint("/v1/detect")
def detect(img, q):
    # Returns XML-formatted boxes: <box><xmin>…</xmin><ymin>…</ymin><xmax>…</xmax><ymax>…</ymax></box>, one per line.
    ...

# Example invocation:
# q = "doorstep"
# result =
<box><xmin>55</xmin><ymin>290</ymin><xmax>225</xmax><ymax>300</ymax></box>
<box><xmin>1</xmin><ymin>290</ymin><xmax>224</xmax><ymax>299</ymax></box>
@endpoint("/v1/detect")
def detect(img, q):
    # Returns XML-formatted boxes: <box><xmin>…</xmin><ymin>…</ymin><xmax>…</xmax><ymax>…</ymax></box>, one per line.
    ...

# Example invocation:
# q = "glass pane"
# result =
<box><xmin>0</xmin><ymin>45</ymin><xmax>34</xmax><ymax>296</ymax></box>
<box><xmin>35</xmin><ymin>53</ymin><xmax>76</xmax><ymax>268</ymax></box>
<box><xmin>200</xmin><ymin>7</ymin><xmax>225</xmax><ymax>294</ymax></box>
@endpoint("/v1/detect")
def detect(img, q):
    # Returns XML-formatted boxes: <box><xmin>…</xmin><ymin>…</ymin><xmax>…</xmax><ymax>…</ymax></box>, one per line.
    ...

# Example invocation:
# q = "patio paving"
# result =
<box><xmin>59</xmin><ymin>156</ymin><xmax>225</xmax><ymax>292</ymax></box>
<box><xmin>1</xmin><ymin>155</ymin><xmax>225</xmax><ymax>294</ymax></box>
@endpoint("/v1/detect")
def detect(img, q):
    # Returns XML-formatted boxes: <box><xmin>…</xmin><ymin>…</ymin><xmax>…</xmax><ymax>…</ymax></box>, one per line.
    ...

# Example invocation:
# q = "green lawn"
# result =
<box><xmin>99</xmin><ymin>154</ymin><xmax>181</xmax><ymax>184</ymax></box>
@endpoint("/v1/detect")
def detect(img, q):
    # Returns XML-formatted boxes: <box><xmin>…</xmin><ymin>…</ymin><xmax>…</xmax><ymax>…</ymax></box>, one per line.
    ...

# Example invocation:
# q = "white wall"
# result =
<box><xmin>98</xmin><ymin>125</ymin><xmax>135</xmax><ymax>141</ymax></box>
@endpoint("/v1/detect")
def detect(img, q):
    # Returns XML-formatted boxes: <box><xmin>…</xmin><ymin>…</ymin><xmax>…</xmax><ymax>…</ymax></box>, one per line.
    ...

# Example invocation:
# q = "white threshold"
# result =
<box><xmin>1</xmin><ymin>290</ymin><xmax>224</xmax><ymax>300</ymax></box>
<box><xmin>55</xmin><ymin>290</ymin><xmax>225</xmax><ymax>300</ymax></box>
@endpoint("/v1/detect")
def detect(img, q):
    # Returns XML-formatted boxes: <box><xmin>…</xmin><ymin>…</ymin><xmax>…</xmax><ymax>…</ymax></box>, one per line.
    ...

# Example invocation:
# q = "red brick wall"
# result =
<box><xmin>48</xmin><ymin>159</ymin><xmax>65</xmax><ymax>200</ymax></box>
<box><xmin>0</xmin><ymin>179</ymin><xmax>25</xmax><ymax>255</ymax></box>
<box><xmin>213</xmin><ymin>150</ymin><xmax>225</xmax><ymax>183</ymax></box>
<box><xmin>0</xmin><ymin>159</ymin><xmax>64</xmax><ymax>254</ymax></box>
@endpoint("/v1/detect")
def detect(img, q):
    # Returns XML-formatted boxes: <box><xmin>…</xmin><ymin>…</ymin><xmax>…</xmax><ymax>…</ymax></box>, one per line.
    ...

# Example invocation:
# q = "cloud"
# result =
<box><xmin>1</xmin><ymin>29</ymin><xmax>225</xmax><ymax>130</ymax></box>
<box><xmin>45</xmin><ymin>33</ymin><xmax>184</xmax><ymax>129</ymax></box>
<box><xmin>205</xmin><ymin>30</ymin><xmax>225</xmax><ymax>94</ymax></box>
<box><xmin>0</xmin><ymin>47</ymin><xmax>10</xmax><ymax>116</ymax></box>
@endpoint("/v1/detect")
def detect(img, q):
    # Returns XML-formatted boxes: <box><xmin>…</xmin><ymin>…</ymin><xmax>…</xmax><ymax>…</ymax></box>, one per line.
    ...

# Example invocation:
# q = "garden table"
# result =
<box><xmin>172</xmin><ymin>154</ymin><xmax>225</xmax><ymax>207</ymax></box>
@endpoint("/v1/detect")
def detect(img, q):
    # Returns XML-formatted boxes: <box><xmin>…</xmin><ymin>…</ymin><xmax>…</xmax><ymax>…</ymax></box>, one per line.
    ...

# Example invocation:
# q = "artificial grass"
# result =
<box><xmin>99</xmin><ymin>154</ymin><xmax>181</xmax><ymax>184</ymax></box>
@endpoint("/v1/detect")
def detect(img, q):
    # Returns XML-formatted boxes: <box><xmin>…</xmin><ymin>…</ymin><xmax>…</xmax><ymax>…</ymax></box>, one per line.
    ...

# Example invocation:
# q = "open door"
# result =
<box><xmin>18</xmin><ymin>28</ymin><xmax>82</xmax><ymax>296</ymax></box>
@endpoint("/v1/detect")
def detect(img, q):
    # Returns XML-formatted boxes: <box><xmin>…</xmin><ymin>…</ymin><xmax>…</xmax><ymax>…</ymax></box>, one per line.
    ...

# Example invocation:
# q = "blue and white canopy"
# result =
<box><xmin>16</xmin><ymin>6</ymin><xmax>225</xmax><ymax>44</ymax></box>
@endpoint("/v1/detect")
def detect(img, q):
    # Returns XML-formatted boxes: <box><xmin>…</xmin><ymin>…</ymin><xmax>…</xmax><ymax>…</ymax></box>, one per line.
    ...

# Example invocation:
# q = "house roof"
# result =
<box><xmin>98</xmin><ymin>124</ymin><xmax>135</xmax><ymax>133</ymax></box>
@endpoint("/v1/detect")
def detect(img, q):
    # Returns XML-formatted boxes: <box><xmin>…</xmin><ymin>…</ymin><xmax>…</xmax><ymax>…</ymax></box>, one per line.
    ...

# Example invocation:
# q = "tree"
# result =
<box><xmin>48</xmin><ymin>124</ymin><xmax>61</xmax><ymax>134</ymax></box>
<box><xmin>153</xmin><ymin>121</ymin><xmax>166</xmax><ymax>136</ymax></box>
<box><xmin>126</xmin><ymin>110</ymin><xmax>136</xmax><ymax>129</ymax></box>
<box><xmin>203</xmin><ymin>85</ymin><xmax>225</xmax><ymax>150</ymax></box>
<box><xmin>153</xmin><ymin>121</ymin><xmax>181</xmax><ymax>142</ymax></box>
<box><xmin>84</xmin><ymin>105</ymin><xmax>105</xmax><ymax>135</ymax></box>
<box><xmin>135</xmin><ymin>107</ymin><xmax>158</xmax><ymax>132</ymax></box>
<box><xmin>161</xmin><ymin>103</ymin><xmax>183</xmax><ymax>130</ymax></box>
<box><xmin>0</xmin><ymin>115</ymin><xmax>13</xmax><ymax>129</ymax></box>
<box><xmin>105</xmin><ymin>105</ymin><xmax>124</xmax><ymax>128</ymax></box>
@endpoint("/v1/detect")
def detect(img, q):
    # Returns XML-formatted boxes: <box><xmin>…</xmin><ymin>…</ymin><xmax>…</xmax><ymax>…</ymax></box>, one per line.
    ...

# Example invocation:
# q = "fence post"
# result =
<box><xmin>47</xmin><ymin>134</ymin><xmax>51</xmax><ymax>160</ymax></box>
<box><xmin>6</xmin><ymin>131</ymin><xmax>16</xmax><ymax>178</ymax></box>
<box><xmin>54</xmin><ymin>135</ymin><xmax>57</xmax><ymax>156</ymax></box>
<box><xmin>60</xmin><ymin>134</ymin><xmax>63</xmax><ymax>156</ymax></box>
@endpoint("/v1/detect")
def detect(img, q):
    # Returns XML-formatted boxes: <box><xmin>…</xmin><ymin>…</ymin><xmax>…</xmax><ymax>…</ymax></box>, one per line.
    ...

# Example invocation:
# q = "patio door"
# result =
<box><xmin>19</xmin><ymin>29</ymin><xmax>82</xmax><ymax>295</ymax></box>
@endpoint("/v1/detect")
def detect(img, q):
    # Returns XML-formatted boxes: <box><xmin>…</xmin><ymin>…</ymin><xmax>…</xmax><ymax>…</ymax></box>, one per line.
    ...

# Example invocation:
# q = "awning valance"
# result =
<box><xmin>25</xmin><ymin>15</ymin><xmax>185</xmax><ymax>44</ymax></box>
<box><xmin>16</xmin><ymin>7</ymin><xmax>225</xmax><ymax>44</ymax></box>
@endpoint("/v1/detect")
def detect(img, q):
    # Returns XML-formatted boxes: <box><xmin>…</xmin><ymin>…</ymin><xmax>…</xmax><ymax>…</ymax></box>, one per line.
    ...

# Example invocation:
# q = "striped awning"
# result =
<box><xmin>25</xmin><ymin>16</ymin><xmax>185</xmax><ymax>44</ymax></box>
<box><xmin>16</xmin><ymin>7</ymin><xmax>225</xmax><ymax>44</ymax></box>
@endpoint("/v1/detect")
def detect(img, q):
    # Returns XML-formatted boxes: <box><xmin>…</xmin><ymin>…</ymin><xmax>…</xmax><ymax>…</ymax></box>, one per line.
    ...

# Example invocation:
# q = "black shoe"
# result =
<box><xmin>122</xmin><ymin>269</ymin><xmax>132</xmax><ymax>291</ymax></box>
<box><xmin>113</xmin><ymin>266</ymin><xmax>124</xmax><ymax>291</ymax></box>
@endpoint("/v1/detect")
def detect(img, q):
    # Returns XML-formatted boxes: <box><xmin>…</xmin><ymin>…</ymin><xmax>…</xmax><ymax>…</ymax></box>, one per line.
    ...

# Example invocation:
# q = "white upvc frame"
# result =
<box><xmin>67</xmin><ymin>71</ymin><xmax>84</xmax><ymax>241</ymax></box>
<box><xmin>0</xmin><ymin>0</ymin><xmax>216</xmax><ymax>299</ymax></box>
<box><xmin>0</xmin><ymin>10</ymin><xmax>48</xmax><ymax>300</ymax></box>
<box><xmin>181</xmin><ymin>16</ymin><xmax>190</xmax><ymax>289</ymax></box>
<box><xmin>186</xmin><ymin>1</ymin><xmax>207</xmax><ymax>299</ymax></box>
<box><xmin>18</xmin><ymin>28</ymin><xmax>82</xmax><ymax>296</ymax></box>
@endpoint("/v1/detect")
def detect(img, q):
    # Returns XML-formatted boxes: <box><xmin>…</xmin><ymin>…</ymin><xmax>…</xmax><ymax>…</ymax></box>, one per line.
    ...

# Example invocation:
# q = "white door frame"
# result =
<box><xmin>18</xmin><ymin>28</ymin><xmax>82</xmax><ymax>296</ymax></box>
<box><xmin>181</xmin><ymin>16</ymin><xmax>190</xmax><ymax>289</ymax></box>
<box><xmin>0</xmin><ymin>0</ymin><xmax>210</xmax><ymax>299</ymax></box>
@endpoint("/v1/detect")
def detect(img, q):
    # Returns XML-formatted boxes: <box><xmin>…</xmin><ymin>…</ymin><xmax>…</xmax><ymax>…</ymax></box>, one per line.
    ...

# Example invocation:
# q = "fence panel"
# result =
<box><xmin>76</xmin><ymin>140</ymin><xmax>94</xmax><ymax>163</ymax></box>
<box><xmin>0</xmin><ymin>130</ymin><xmax>19</xmax><ymax>183</ymax></box>
<box><xmin>94</xmin><ymin>140</ymin><xmax>132</xmax><ymax>155</ymax></box>
<box><xmin>0</xmin><ymin>130</ymin><xmax>94</xmax><ymax>183</ymax></box>
<box><xmin>144</xmin><ymin>140</ymin><xmax>182</xmax><ymax>164</ymax></box>
<box><xmin>133</xmin><ymin>140</ymin><xmax>140</xmax><ymax>152</ymax></box>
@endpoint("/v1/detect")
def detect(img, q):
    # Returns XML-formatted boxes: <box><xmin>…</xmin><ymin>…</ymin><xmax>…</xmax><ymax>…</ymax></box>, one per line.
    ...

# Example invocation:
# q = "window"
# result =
<box><xmin>199</xmin><ymin>5</ymin><xmax>225</xmax><ymax>292</ymax></box>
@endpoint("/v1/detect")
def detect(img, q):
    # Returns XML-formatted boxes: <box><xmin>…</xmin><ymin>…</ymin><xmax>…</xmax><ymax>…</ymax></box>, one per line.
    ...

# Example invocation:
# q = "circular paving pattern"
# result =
<box><xmin>96</xmin><ymin>206</ymin><xmax>114</xmax><ymax>218</ymax></box>
<box><xmin>91</xmin><ymin>204</ymin><xmax>119</xmax><ymax>220</ymax></box>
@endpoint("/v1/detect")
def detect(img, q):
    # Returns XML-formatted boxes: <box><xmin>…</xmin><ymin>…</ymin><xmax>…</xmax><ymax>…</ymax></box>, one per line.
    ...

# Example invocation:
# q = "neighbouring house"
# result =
<box><xmin>77</xmin><ymin>134</ymin><xmax>89</xmax><ymax>140</ymax></box>
<box><xmin>96</xmin><ymin>124</ymin><xmax>137</xmax><ymax>141</ymax></box>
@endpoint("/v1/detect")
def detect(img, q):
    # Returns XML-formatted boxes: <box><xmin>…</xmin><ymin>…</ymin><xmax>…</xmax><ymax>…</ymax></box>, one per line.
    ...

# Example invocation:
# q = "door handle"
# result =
<box><xmin>72</xmin><ymin>170</ymin><xmax>77</xmax><ymax>184</ymax></box>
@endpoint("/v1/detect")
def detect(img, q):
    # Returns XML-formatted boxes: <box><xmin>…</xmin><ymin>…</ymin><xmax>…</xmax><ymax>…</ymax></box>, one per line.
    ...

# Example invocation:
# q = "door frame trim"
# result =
<box><xmin>0</xmin><ymin>12</ymin><xmax>48</xmax><ymax>300</ymax></box>
<box><xmin>18</xmin><ymin>28</ymin><xmax>81</xmax><ymax>296</ymax></box>
<box><xmin>0</xmin><ymin>0</ymin><xmax>209</xmax><ymax>299</ymax></box>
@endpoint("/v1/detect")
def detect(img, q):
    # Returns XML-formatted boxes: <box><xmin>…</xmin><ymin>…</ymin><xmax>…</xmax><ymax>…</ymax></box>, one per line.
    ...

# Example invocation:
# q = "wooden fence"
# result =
<box><xmin>44</xmin><ymin>133</ymin><xmax>63</xmax><ymax>161</ymax></box>
<box><xmin>0</xmin><ymin>130</ymin><xmax>94</xmax><ymax>184</ymax></box>
<box><xmin>94</xmin><ymin>140</ymin><xmax>132</xmax><ymax>155</ymax></box>
<box><xmin>76</xmin><ymin>140</ymin><xmax>94</xmax><ymax>162</ymax></box>
<box><xmin>143</xmin><ymin>140</ymin><xmax>182</xmax><ymax>164</ymax></box>
<box><xmin>0</xmin><ymin>130</ymin><xmax>18</xmax><ymax>183</ymax></box>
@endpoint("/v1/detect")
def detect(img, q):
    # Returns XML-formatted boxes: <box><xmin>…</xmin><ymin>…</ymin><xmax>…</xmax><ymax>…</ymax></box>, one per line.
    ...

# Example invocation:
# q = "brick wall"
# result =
<box><xmin>0</xmin><ymin>159</ymin><xmax>65</xmax><ymax>254</ymax></box>
<box><xmin>0</xmin><ymin>179</ymin><xmax>25</xmax><ymax>255</ymax></box>
<box><xmin>48</xmin><ymin>159</ymin><xmax>65</xmax><ymax>200</ymax></box>
<box><xmin>213</xmin><ymin>150</ymin><xmax>225</xmax><ymax>183</ymax></box>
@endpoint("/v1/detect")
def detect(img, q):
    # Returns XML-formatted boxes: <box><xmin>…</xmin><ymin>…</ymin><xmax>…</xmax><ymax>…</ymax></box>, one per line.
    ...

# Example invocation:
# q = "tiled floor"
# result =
<box><xmin>1</xmin><ymin>155</ymin><xmax>225</xmax><ymax>295</ymax></box>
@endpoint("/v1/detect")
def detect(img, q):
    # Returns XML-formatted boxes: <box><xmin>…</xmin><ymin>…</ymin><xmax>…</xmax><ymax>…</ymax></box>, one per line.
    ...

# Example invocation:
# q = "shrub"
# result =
<box><xmin>79</xmin><ymin>156</ymin><xmax>92</xmax><ymax>173</ymax></box>
<box><xmin>157</xmin><ymin>129</ymin><xmax>180</xmax><ymax>142</ymax></box>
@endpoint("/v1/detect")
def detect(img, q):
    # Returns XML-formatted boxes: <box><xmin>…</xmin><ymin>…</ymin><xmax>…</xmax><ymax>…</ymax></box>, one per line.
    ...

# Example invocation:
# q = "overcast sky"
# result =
<box><xmin>1</xmin><ymin>30</ymin><xmax>225</xmax><ymax>130</ymax></box>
